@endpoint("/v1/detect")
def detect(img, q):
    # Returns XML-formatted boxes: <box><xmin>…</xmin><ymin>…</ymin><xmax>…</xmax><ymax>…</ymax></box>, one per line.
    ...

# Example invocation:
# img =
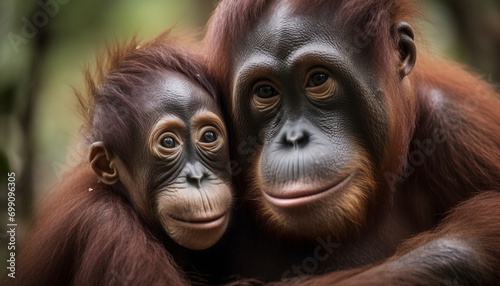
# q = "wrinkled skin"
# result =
<box><xmin>193</xmin><ymin>3</ymin><xmax>418</xmax><ymax>281</ymax></box>
<box><xmin>204</xmin><ymin>1</ymin><xmax>500</xmax><ymax>284</ymax></box>
<box><xmin>230</xmin><ymin>3</ymin><xmax>411</xmax><ymax>240</ymax></box>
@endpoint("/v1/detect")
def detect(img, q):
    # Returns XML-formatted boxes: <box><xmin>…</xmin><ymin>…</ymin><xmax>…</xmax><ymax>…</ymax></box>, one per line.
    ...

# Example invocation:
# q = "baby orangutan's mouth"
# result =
<box><xmin>170</xmin><ymin>212</ymin><xmax>228</xmax><ymax>230</ymax></box>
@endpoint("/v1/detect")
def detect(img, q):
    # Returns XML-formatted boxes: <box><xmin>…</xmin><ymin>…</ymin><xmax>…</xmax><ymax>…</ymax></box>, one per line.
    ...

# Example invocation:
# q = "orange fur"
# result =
<box><xmin>10</xmin><ymin>33</ymin><xmax>221</xmax><ymax>286</ymax></box>
<box><xmin>205</xmin><ymin>0</ymin><xmax>500</xmax><ymax>284</ymax></box>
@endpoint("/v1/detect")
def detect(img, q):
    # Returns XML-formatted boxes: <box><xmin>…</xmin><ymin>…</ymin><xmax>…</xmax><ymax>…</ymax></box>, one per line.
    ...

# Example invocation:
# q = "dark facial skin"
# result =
<box><xmin>230</xmin><ymin>2</ymin><xmax>410</xmax><ymax>240</ymax></box>
<box><xmin>90</xmin><ymin>71</ymin><xmax>232</xmax><ymax>250</ymax></box>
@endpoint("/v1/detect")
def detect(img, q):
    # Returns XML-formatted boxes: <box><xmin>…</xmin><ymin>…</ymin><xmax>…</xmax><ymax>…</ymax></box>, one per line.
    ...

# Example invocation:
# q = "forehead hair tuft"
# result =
<box><xmin>77</xmin><ymin>30</ymin><xmax>218</xmax><ymax>164</ymax></box>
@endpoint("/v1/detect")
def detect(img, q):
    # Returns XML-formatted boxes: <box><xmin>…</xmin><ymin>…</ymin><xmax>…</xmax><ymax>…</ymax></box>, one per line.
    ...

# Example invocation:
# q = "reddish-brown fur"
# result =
<box><xmin>9</xmin><ymin>32</ymin><xmax>219</xmax><ymax>286</ymax></box>
<box><xmin>204</xmin><ymin>0</ymin><xmax>500</xmax><ymax>283</ymax></box>
<box><xmin>205</xmin><ymin>0</ymin><xmax>422</xmax><ymax>183</ymax></box>
<box><xmin>11</xmin><ymin>162</ymin><xmax>188</xmax><ymax>286</ymax></box>
<box><xmin>302</xmin><ymin>192</ymin><xmax>500</xmax><ymax>285</ymax></box>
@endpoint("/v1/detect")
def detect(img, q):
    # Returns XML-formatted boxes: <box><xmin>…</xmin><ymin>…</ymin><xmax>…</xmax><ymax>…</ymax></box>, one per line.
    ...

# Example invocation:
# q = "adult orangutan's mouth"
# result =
<box><xmin>262</xmin><ymin>173</ymin><xmax>354</xmax><ymax>208</ymax></box>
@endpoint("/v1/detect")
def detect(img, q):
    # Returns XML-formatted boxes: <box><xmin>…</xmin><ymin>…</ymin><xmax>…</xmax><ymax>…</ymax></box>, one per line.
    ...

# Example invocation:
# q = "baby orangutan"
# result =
<box><xmin>12</xmin><ymin>32</ymin><xmax>232</xmax><ymax>286</ymax></box>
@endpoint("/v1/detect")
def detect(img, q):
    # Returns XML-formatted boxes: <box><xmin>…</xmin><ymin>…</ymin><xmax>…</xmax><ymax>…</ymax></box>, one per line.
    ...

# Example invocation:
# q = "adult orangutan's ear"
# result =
<box><xmin>394</xmin><ymin>22</ymin><xmax>417</xmax><ymax>78</ymax></box>
<box><xmin>89</xmin><ymin>142</ymin><xmax>119</xmax><ymax>185</ymax></box>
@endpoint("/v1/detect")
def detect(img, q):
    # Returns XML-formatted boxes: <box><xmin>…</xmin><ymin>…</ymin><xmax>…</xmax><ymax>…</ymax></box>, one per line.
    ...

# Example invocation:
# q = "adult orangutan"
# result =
<box><xmin>203</xmin><ymin>0</ymin><xmax>500</xmax><ymax>284</ymax></box>
<box><xmin>9</xmin><ymin>32</ymin><xmax>232</xmax><ymax>286</ymax></box>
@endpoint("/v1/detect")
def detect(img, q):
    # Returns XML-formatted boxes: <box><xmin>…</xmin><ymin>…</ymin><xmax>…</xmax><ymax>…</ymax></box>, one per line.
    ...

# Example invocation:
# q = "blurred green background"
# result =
<box><xmin>0</xmin><ymin>0</ymin><xmax>499</xmax><ymax>271</ymax></box>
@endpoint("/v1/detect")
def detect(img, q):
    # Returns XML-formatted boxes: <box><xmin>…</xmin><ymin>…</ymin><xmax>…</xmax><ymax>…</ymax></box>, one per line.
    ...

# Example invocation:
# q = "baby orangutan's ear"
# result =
<box><xmin>89</xmin><ymin>142</ymin><xmax>119</xmax><ymax>185</ymax></box>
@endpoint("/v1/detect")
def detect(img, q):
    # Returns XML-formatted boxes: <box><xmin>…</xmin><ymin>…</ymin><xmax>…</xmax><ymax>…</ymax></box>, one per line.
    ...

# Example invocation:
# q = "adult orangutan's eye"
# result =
<box><xmin>256</xmin><ymin>85</ymin><xmax>279</xmax><ymax>98</ymax></box>
<box><xmin>307</xmin><ymin>72</ymin><xmax>328</xmax><ymax>87</ymax></box>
